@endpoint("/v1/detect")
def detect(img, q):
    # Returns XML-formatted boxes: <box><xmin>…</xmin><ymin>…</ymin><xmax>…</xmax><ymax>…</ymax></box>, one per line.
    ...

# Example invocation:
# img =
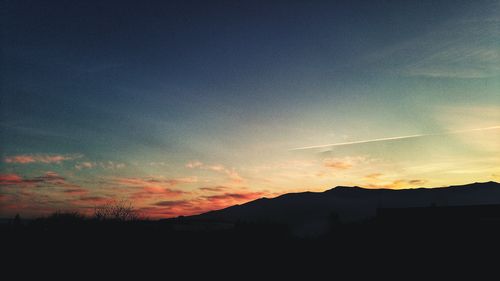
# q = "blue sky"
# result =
<box><xmin>1</xmin><ymin>0</ymin><xmax>499</xmax><ymax>218</ymax></box>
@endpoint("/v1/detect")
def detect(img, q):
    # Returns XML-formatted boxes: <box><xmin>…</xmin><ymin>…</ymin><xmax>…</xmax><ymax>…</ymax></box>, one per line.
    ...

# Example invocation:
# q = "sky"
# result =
<box><xmin>1</xmin><ymin>0</ymin><xmax>499</xmax><ymax>218</ymax></box>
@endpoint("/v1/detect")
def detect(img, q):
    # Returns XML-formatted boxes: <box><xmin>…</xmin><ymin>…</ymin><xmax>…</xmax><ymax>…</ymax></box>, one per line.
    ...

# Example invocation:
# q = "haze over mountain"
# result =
<box><xmin>189</xmin><ymin>181</ymin><xmax>500</xmax><ymax>235</ymax></box>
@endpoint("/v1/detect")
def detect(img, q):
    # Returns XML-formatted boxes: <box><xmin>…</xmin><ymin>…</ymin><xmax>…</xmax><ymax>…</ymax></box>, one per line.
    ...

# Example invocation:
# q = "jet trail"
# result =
<box><xmin>291</xmin><ymin>125</ymin><xmax>500</xmax><ymax>151</ymax></box>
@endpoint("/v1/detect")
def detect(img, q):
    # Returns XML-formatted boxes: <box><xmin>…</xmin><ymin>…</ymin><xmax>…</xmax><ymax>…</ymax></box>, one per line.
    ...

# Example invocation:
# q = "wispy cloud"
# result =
<box><xmin>99</xmin><ymin>161</ymin><xmax>126</xmax><ymax>170</ymax></box>
<box><xmin>0</xmin><ymin>174</ymin><xmax>23</xmax><ymax>185</ymax></box>
<box><xmin>149</xmin><ymin>162</ymin><xmax>166</xmax><ymax>166</ymax></box>
<box><xmin>185</xmin><ymin>161</ymin><xmax>203</xmax><ymax>168</ymax></box>
<box><xmin>436</xmin><ymin>105</ymin><xmax>500</xmax><ymax>152</ymax></box>
<box><xmin>112</xmin><ymin>176</ymin><xmax>195</xmax><ymax>202</ymax></box>
<box><xmin>366</xmin><ymin>179</ymin><xmax>428</xmax><ymax>189</ymax></box>
<box><xmin>62</xmin><ymin>188</ymin><xmax>89</xmax><ymax>196</ymax></box>
<box><xmin>186</xmin><ymin>161</ymin><xmax>244</xmax><ymax>183</ymax></box>
<box><xmin>0</xmin><ymin>172</ymin><xmax>80</xmax><ymax>189</ymax></box>
<box><xmin>146</xmin><ymin>190</ymin><xmax>266</xmax><ymax>218</ymax></box>
<box><xmin>138</xmin><ymin>203</ymin><xmax>203</xmax><ymax>218</ymax></box>
<box><xmin>129</xmin><ymin>187</ymin><xmax>187</xmax><ymax>201</ymax></box>
<box><xmin>72</xmin><ymin>196</ymin><xmax>113</xmax><ymax>206</ymax></box>
<box><xmin>115</xmin><ymin>177</ymin><xmax>196</xmax><ymax>188</ymax></box>
<box><xmin>292</xmin><ymin>126</ymin><xmax>500</xmax><ymax>150</ymax></box>
<box><xmin>323</xmin><ymin>157</ymin><xmax>365</xmax><ymax>170</ymax></box>
<box><xmin>369</xmin><ymin>3</ymin><xmax>500</xmax><ymax>79</ymax></box>
<box><xmin>4</xmin><ymin>154</ymin><xmax>82</xmax><ymax>164</ymax></box>
<box><xmin>153</xmin><ymin>200</ymin><xmax>192</xmax><ymax>207</ymax></box>
<box><xmin>74</xmin><ymin>161</ymin><xmax>126</xmax><ymax>170</ymax></box>
<box><xmin>199</xmin><ymin>185</ymin><xmax>229</xmax><ymax>192</ymax></box>
<box><xmin>75</xmin><ymin>162</ymin><xmax>95</xmax><ymax>170</ymax></box>
<box><xmin>364</xmin><ymin>173</ymin><xmax>383</xmax><ymax>180</ymax></box>
<box><xmin>203</xmin><ymin>192</ymin><xmax>264</xmax><ymax>203</ymax></box>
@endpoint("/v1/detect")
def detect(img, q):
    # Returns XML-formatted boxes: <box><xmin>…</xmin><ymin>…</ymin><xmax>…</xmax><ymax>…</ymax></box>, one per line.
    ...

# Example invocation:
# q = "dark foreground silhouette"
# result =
<box><xmin>3</xmin><ymin>182</ymin><xmax>500</xmax><ymax>274</ymax></box>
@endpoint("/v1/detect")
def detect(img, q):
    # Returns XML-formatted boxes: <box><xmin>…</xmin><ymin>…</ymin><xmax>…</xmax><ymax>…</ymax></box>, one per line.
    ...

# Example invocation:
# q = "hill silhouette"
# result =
<box><xmin>4</xmin><ymin>182</ymin><xmax>500</xmax><ymax>273</ymax></box>
<box><xmin>186</xmin><ymin>181</ymin><xmax>500</xmax><ymax>236</ymax></box>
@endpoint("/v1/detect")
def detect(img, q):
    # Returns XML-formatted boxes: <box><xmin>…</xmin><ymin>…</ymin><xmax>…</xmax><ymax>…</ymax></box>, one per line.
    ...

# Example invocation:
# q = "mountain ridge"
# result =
<box><xmin>184</xmin><ymin>181</ymin><xmax>500</xmax><ymax>236</ymax></box>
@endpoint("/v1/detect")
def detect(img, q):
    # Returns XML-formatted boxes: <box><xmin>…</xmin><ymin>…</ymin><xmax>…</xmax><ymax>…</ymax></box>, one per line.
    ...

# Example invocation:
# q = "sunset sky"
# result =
<box><xmin>1</xmin><ymin>0</ymin><xmax>499</xmax><ymax>218</ymax></box>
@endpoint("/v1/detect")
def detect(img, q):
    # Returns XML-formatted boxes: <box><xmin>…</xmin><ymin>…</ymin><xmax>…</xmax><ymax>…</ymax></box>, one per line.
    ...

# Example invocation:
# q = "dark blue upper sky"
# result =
<box><xmin>3</xmin><ymin>0</ymin><xmax>482</xmax><ymax>154</ymax></box>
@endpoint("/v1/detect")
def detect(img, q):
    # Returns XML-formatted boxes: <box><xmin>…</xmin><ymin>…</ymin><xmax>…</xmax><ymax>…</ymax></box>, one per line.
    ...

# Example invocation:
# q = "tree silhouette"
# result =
<box><xmin>12</xmin><ymin>213</ymin><xmax>21</xmax><ymax>228</ymax></box>
<box><xmin>93</xmin><ymin>200</ymin><xmax>140</xmax><ymax>221</ymax></box>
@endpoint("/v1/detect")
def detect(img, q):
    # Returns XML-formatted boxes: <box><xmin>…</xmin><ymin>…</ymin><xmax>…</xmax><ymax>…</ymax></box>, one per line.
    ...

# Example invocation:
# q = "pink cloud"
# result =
<box><xmin>113</xmin><ymin>176</ymin><xmax>195</xmax><ymax>202</ymax></box>
<box><xmin>115</xmin><ymin>176</ymin><xmax>196</xmax><ymax>188</ymax></box>
<box><xmin>33</xmin><ymin>172</ymin><xmax>81</xmax><ymax>188</ymax></box>
<box><xmin>138</xmin><ymin>204</ymin><xmax>206</xmax><ymax>218</ymax></box>
<box><xmin>366</xmin><ymin>179</ymin><xmax>428</xmax><ymax>189</ymax></box>
<box><xmin>0</xmin><ymin>172</ymin><xmax>81</xmax><ymax>189</ymax></box>
<box><xmin>4</xmin><ymin>155</ymin><xmax>36</xmax><ymax>164</ymax></box>
<box><xmin>129</xmin><ymin>187</ymin><xmax>186</xmax><ymax>201</ymax></box>
<box><xmin>0</xmin><ymin>174</ymin><xmax>23</xmax><ymax>185</ymax></box>
<box><xmin>4</xmin><ymin>154</ymin><xmax>82</xmax><ymax>164</ymax></box>
<box><xmin>145</xmin><ymin>190</ymin><xmax>266</xmax><ymax>218</ymax></box>
<box><xmin>199</xmin><ymin>185</ymin><xmax>229</xmax><ymax>192</ymax></box>
<box><xmin>324</xmin><ymin>160</ymin><xmax>353</xmax><ymax>170</ymax></box>
<box><xmin>203</xmin><ymin>192</ymin><xmax>264</xmax><ymax>202</ymax></box>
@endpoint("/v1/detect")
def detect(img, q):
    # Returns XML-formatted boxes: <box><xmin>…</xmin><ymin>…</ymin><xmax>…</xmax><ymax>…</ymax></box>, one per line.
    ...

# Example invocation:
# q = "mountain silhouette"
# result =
<box><xmin>5</xmin><ymin>182</ymin><xmax>500</xmax><ymax>270</ymax></box>
<box><xmin>188</xmin><ymin>181</ymin><xmax>500</xmax><ymax>236</ymax></box>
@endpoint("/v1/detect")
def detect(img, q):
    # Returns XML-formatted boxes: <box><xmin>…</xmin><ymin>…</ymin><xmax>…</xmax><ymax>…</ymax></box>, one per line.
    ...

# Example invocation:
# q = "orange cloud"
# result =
<box><xmin>363</xmin><ymin>173</ymin><xmax>428</xmax><ymax>189</ymax></box>
<box><xmin>154</xmin><ymin>200</ymin><xmax>192</xmax><ymax>207</ymax></box>
<box><xmin>364</xmin><ymin>173</ymin><xmax>383</xmax><ymax>180</ymax></box>
<box><xmin>324</xmin><ymin>160</ymin><xmax>352</xmax><ymax>170</ymax></box>
<box><xmin>143</xmin><ymin>190</ymin><xmax>266</xmax><ymax>218</ymax></box>
<box><xmin>138</xmin><ymin>204</ymin><xmax>206</xmax><ymax>218</ymax></box>
<box><xmin>33</xmin><ymin>172</ymin><xmax>81</xmax><ymax>188</ymax></box>
<box><xmin>4</xmin><ymin>154</ymin><xmax>82</xmax><ymax>164</ymax></box>
<box><xmin>113</xmin><ymin>176</ymin><xmax>194</xmax><ymax>202</ymax></box>
<box><xmin>129</xmin><ymin>187</ymin><xmax>186</xmax><ymax>202</ymax></box>
<box><xmin>0</xmin><ymin>172</ymin><xmax>87</xmax><ymax>217</ymax></box>
<box><xmin>408</xmin><ymin>179</ymin><xmax>427</xmax><ymax>185</ymax></box>
<box><xmin>0</xmin><ymin>172</ymin><xmax>81</xmax><ymax>189</ymax></box>
<box><xmin>203</xmin><ymin>192</ymin><xmax>264</xmax><ymax>203</ymax></box>
<box><xmin>116</xmin><ymin>176</ymin><xmax>196</xmax><ymax>187</ymax></box>
<box><xmin>0</xmin><ymin>174</ymin><xmax>23</xmax><ymax>185</ymax></box>
<box><xmin>199</xmin><ymin>186</ymin><xmax>229</xmax><ymax>192</ymax></box>
<box><xmin>367</xmin><ymin>179</ymin><xmax>428</xmax><ymax>189</ymax></box>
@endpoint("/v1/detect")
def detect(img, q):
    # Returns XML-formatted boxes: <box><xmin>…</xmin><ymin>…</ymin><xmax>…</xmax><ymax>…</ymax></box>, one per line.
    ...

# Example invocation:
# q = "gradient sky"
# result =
<box><xmin>1</xmin><ymin>0</ymin><xmax>499</xmax><ymax>218</ymax></box>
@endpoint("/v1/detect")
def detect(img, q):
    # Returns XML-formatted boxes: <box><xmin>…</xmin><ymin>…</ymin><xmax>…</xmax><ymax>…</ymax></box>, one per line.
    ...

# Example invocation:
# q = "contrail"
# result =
<box><xmin>291</xmin><ymin>125</ymin><xmax>500</xmax><ymax>151</ymax></box>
